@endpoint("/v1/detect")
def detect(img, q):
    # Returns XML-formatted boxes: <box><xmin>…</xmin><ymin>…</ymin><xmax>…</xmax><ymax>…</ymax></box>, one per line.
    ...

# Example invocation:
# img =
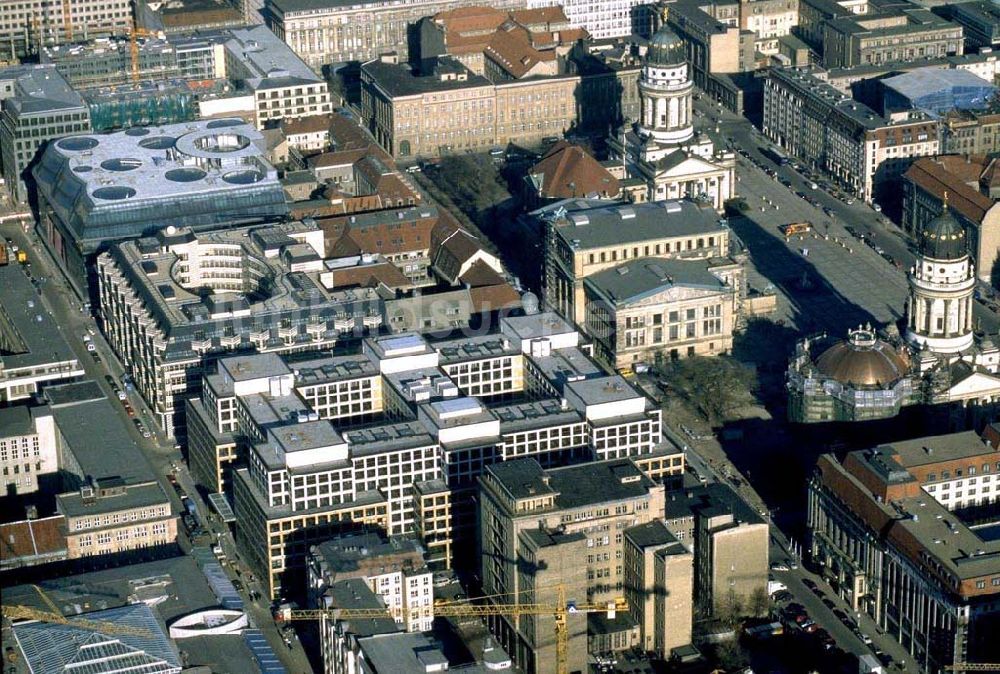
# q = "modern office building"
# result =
<box><xmin>584</xmin><ymin>256</ymin><xmax>742</xmax><ymax>368</ymax></box>
<box><xmin>902</xmin><ymin>155</ymin><xmax>1000</xmax><ymax>285</ymax></box>
<box><xmin>763</xmin><ymin>67</ymin><xmax>940</xmax><ymax>202</ymax></box>
<box><xmin>822</xmin><ymin>9</ymin><xmax>964</xmax><ymax>69</ymax></box>
<box><xmin>0</xmin><ymin>0</ymin><xmax>133</xmax><ymax>60</ymax></box>
<box><xmin>606</xmin><ymin>24</ymin><xmax>737</xmax><ymax>209</ymax></box>
<box><xmin>479</xmin><ymin>458</ymin><xmax>672</xmax><ymax>674</ymax></box>
<box><xmin>222</xmin><ymin>25</ymin><xmax>333</xmax><ymax>128</ymax></box>
<box><xmin>0</xmin><ymin>260</ymin><xmax>86</xmax><ymax>403</ymax></box>
<box><xmin>0</xmin><ymin>65</ymin><xmax>91</xmax><ymax>203</ymax></box>
<box><xmin>40</xmin><ymin>36</ymin><xmax>181</xmax><ymax>90</ymax></box>
<box><xmin>34</xmin><ymin>118</ymin><xmax>287</xmax><ymax>296</ymax></box>
<box><xmin>622</xmin><ymin>519</ymin><xmax>694</xmax><ymax>658</ymax></box>
<box><xmin>307</xmin><ymin>532</ymin><xmax>433</xmax><ymax>632</ymax></box>
<box><xmin>184</xmin><ymin>315</ymin><xmax>683</xmax><ymax>596</ymax></box>
<box><xmin>537</xmin><ymin>197</ymin><xmax>730</xmax><ymax>328</ymax></box>
<box><xmin>808</xmin><ymin>442</ymin><xmax>1000</xmax><ymax>672</ymax></box>
<box><xmin>266</xmin><ymin>0</ymin><xmax>528</xmax><ymax>69</ymax></box>
<box><xmin>96</xmin><ymin>220</ymin><xmax>369</xmax><ymax>437</ymax></box>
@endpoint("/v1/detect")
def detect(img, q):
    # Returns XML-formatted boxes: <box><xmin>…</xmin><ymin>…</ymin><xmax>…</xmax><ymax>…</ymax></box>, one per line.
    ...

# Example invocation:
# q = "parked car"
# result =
<box><xmin>770</xmin><ymin>562</ymin><xmax>790</xmax><ymax>572</ymax></box>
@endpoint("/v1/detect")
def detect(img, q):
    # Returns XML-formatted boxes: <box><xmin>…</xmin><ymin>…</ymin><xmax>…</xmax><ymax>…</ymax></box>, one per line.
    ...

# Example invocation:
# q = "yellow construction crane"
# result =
<box><xmin>2</xmin><ymin>604</ymin><xmax>151</xmax><ymax>637</ymax></box>
<box><xmin>2</xmin><ymin>584</ymin><xmax>150</xmax><ymax>637</ymax></box>
<box><xmin>278</xmin><ymin>588</ymin><xmax>627</xmax><ymax>674</ymax></box>
<box><xmin>943</xmin><ymin>665</ymin><xmax>1000</xmax><ymax>672</ymax></box>
<box><xmin>128</xmin><ymin>25</ymin><xmax>163</xmax><ymax>83</ymax></box>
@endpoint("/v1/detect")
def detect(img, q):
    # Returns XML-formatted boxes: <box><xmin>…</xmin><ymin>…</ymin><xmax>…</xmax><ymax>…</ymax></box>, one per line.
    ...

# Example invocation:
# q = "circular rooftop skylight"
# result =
<box><xmin>165</xmin><ymin>167</ymin><xmax>207</xmax><ymax>183</ymax></box>
<box><xmin>139</xmin><ymin>136</ymin><xmax>176</xmax><ymax>150</ymax></box>
<box><xmin>125</xmin><ymin>127</ymin><xmax>151</xmax><ymax>137</ymax></box>
<box><xmin>222</xmin><ymin>169</ymin><xmax>263</xmax><ymax>185</ymax></box>
<box><xmin>57</xmin><ymin>137</ymin><xmax>99</xmax><ymax>152</ymax></box>
<box><xmin>206</xmin><ymin>119</ymin><xmax>244</xmax><ymax>129</ymax></box>
<box><xmin>101</xmin><ymin>158</ymin><xmax>143</xmax><ymax>172</ymax></box>
<box><xmin>194</xmin><ymin>133</ymin><xmax>251</xmax><ymax>153</ymax></box>
<box><xmin>93</xmin><ymin>186</ymin><xmax>137</xmax><ymax>200</ymax></box>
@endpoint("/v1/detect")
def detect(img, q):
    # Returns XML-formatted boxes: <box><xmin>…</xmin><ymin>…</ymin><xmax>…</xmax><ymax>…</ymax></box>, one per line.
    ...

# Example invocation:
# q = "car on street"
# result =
<box><xmin>105</xmin><ymin>375</ymin><xmax>116</xmax><ymax>386</ymax></box>
<box><xmin>232</xmin><ymin>579</ymin><xmax>245</xmax><ymax>592</ymax></box>
<box><xmin>770</xmin><ymin>562</ymin><xmax>790</xmax><ymax>571</ymax></box>
<box><xmin>860</xmin><ymin>633</ymin><xmax>873</xmax><ymax>645</ymax></box>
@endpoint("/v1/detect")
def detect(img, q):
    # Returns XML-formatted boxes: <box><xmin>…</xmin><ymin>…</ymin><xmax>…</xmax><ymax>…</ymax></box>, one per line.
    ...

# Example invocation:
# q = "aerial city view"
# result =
<box><xmin>3</xmin><ymin>0</ymin><xmax>1000</xmax><ymax>672</ymax></box>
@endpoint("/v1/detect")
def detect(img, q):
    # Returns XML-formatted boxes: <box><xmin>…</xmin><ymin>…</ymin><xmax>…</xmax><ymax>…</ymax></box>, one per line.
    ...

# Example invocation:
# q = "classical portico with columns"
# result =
<box><xmin>607</xmin><ymin>24</ymin><xmax>735</xmax><ymax>210</ymax></box>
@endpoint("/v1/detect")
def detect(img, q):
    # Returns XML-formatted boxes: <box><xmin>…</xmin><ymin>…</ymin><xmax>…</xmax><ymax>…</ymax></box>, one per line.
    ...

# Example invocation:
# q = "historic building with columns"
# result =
<box><xmin>606</xmin><ymin>25</ymin><xmax>736</xmax><ymax>210</ymax></box>
<box><xmin>787</xmin><ymin>201</ymin><xmax>1000</xmax><ymax>425</ymax></box>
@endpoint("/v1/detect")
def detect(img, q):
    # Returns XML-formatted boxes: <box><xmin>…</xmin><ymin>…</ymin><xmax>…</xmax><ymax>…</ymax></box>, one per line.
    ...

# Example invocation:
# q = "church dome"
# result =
<box><xmin>919</xmin><ymin>206</ymin><xmax>966</xmax><ymax>261</ymax></box>
<box><xmin>646</xmin><ymin>26</ymin><xmax>686</xmax><ymax>67</ymax></box>
<box><xmin>814</xmin><ymin>328</ymin><xmax>910</xmax><ymax>387</ymax></box>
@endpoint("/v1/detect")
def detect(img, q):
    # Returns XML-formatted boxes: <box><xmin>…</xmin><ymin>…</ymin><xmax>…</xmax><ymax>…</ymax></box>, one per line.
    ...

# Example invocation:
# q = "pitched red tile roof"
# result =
<box><xmin>485</xmin><ymin>24</ymin><xmax>557</xmax><ymax>79</ymax></box>
<box><xmin>0</xmin><ymin>516</ymin><xmax>67</xmax><ymax>565</ymax></box>
<box><xmin>470</xmin><ymin>283</ymin><xmax>522</xmax><ymax>313</ymax></box>
<box><xmin>320</xmin><ymin>208</ymin><xmax>437</xmax><ymax>258</ymax></box>
<box><xmin>529</xmin><ymin>142</ymin><xmax>620</xmax><ymax>200</ymax></box>
<box><xmin>281</xmin><ymin>113</ymin><xmax>334</xmax><ymax>137</ymax></box>
<box><xmin>460</xmin><ymin>259</ymin><xmax>506</xmax><ymax>287</ymax></box>
<box><xmin>905</xmin><ymin>156</ymin><xmax>994</xmax><ymax>224</ymax></box>
<box><xmin>324</xmin><ymin>260</ymin><xmax>410</xmax><ymax>290</ymax></box>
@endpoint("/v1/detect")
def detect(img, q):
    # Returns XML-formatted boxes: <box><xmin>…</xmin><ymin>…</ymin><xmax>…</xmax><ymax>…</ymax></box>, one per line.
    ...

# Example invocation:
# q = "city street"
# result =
<box><xmin>692</xmin><ymin>98</ymin><xmax>1000</xmax><ymax>336</ymax></box>
<box><xmin>0</xmin><ymin>218</ymin><xmax>316</xmax><ymax>674</ymax></box>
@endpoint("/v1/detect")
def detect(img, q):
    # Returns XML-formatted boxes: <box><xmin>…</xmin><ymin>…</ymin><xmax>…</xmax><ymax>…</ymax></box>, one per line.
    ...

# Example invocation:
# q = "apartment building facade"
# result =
<box><xmin>808</xmin><ymin>445</ymin><xmax>1000</xmax><ymax>673</ymax></box>
<box><xmin>940</xmin><ymin>110</ymin><xmax>1000</xmax><ymax>157</ymax></box>
<box><xmin>763</xmin><ymin>67</ymin><xmax>939</xmax><ymax>201</ymax></box>
<box><xmin>266</xmin><ymin>0</ymin><xmax>527</xmax><ymax>69</ymax></box>
<box><xmin>822</xmin><ymin>9</ymin><xmax>964</xmax><ymax>69</ymax></box>
<box><xmin>0</xmin><ymin>0</ymin><xmax>132</xmax><ymax>59</ymax></box>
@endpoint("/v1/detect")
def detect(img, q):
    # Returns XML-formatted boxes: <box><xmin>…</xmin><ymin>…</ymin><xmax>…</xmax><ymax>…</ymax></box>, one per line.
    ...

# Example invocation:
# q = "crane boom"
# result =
<box><xmin>280</xmin><ymin>591</ymin><xmax>627</xmax><ymax>674</ymax></box>
<box><xmin>2</xmin><ymin>605</ymin><xmax>151</xmax><ymax>637</ymax></box>
<box><xmin>943</xmin><ymin>665</ymin><xmax>1000</xmax><ymax>672</ymax></box>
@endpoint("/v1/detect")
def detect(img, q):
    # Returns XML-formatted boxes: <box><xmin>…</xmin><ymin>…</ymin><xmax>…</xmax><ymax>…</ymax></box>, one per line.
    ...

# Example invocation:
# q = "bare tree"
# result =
<box><xmin>749</xmin><ymin>586</ymin><xmax>771</xmax><ymax>618</ymax></box>
<box><xmin>657</xmin><ymin>355</ymin><xmax>756</xmax><ymax>423</ymax></box>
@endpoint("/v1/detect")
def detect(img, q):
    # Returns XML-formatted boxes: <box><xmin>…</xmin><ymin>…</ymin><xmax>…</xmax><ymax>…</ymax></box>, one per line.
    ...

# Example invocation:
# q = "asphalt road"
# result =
<box><xmin>0</xmin><ymin>218</ymin><xmax>317</xmax><ymax>674</ymax></box>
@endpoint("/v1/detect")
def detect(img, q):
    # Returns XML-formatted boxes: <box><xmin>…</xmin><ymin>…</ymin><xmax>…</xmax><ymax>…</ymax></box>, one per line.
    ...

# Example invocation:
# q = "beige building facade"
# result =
<box><xmin>696</xmin><ymin>509</ymin><xmax>769</xmax><ymax>615</ymax></box>
<box><xmin>538</xmin><ymin>198</ymin><xmax>729</xmax><ymax>329</ymax></box>
<box><xmin>58</xmin><ymin>480</ymin><xmax>177</xmax><ymax>559</ymax></box>
<box><xmin>584</xmin><ymin>257</ymin><xmax>741</xmax><ymax>369</ymax></box>
<box><xmin>479</xmin><ymin>458</ymin><xmax>670</xmax><ymax>674</ymax></box>
<box><xmin>360</xmin><ymin>56</ymin><xmax>577</xmax><ymax>158</ymax></box>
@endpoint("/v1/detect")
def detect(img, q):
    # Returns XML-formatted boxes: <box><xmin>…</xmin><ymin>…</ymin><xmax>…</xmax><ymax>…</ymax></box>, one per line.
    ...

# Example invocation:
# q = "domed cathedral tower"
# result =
<box><xmin>905</xmin><ymin>194</ymin><xmax>976</xmax><ymax>354</ymax></box>
<box><xmin>637</xmin><ymin>27</ymin><xmax>694</xmax><ymax>153</ymax></box>
<box><xmin>605</xmin><ymin>14</ymin><xmax>735</xmax><ymax>210</ymax></box>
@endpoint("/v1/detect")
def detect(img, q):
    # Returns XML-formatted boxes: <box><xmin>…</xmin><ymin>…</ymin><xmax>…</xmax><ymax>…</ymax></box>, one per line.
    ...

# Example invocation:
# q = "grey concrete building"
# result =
<box><xmin>0</xmin><ymin>65</ymin><xmax>90</xmax><ymax>203</ymax></box>
<box><xmin>32</xmin><ymin>118</ymin><xmax>287</xmax><ymax>295</ymax></box>
<box><xmin>822</xmin><ymin>8</ymin><xmax>964</xmax><ymax>68</ymax></box>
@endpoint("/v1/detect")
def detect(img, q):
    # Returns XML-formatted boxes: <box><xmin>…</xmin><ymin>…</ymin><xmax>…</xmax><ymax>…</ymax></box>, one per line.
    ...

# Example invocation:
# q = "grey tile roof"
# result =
<box><xmin>584</xmin><ymin>257</ymin><xmax>728</xmax><ymax>305</ymax></box>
